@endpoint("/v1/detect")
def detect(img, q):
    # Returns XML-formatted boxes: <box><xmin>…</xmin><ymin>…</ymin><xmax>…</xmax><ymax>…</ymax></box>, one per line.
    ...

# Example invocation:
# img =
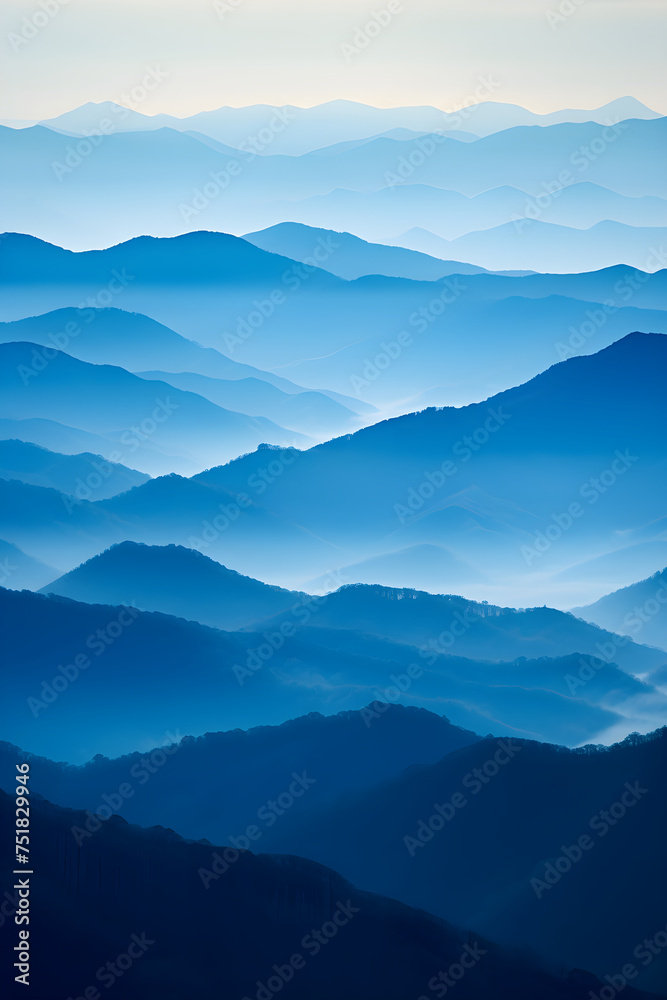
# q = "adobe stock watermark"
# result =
<box><xmin>188</xmin><ymin>446</ymin><xmax>299</xmax><ymax>551</ymax></box>
<box><xmin>8</xmin><ymin>0</ymin><xmax>70</xmax><ymax>53</ymax></box>
<box><xmin>179</xmin><ymin>108</ymin><xmax>295</xmax><ymax>221</ymax></box>
<box><xmin>418</xmin><ymin>604</ymin><xmax>488</xmax><ymax>663</ymax></box>
<box><xmin>240</xmin><ymin>901</ymin><xmax>360</xmax><ymax>1000</ymax></box>
<box><xmin>221</xmin><ymin>234</ymin><xmax>339</xmax><ymax>354</ymax></box>
<box><xmin>404</xmin><ymin>740</ymin><xmax>522</xmax><ymax>856</ymax></box>
<box><xmin>545</xmin><ymin>0</ymin><xmax>589</xmax><ymax>31</ymax></box>
<box><xmin>360</xmin><ymin>668</ymin><xmax>425</xmax><ymax>725</ymax></box>
<box><xmin>340</xmin><ymin>1</ymin><xmax>404</xmax><ymax>63</ymax></box>
<box><xmin>521</xmin><ymin>450</ymin><xmax>638</xmax><ymax>565</ymax></box>
<box><xmin>60</xmin><ymin>456</ymin><xmax>132</xmax><ymax>512</ymax></box>
<box><xmin>62</xmin><ymin>396</ymin><xmax>180</xmax><ymax>512</ymax></box>
<box><xmin>233</xmin><ymin>569</ymin><xmax>347</xmax><ymax>686</ymax></box>
<box><xmin>555</xmin><ymin>246</ymin><xmax>667</xmax><ymax>362</ymax></box>
<box><xmin>444</xmin><ymin>75</ymin><xmax>503</xmax><ymax>131</ymax></box>
<box><xmin>17</xmin><ymin>274</ymin><xmax>134</xmax><ymax>387</ymax></box>
<box><xmin>214</xmin><ymin>0</ymin><xmax>248</xmax><ymax>19</ymax></box>
<box><xmin>566</xmin><ymin>574</ymin><xmax>667</xmax><ymax>695</ymax></box>
<box><xmin>198</xmin><ymin>771</ymin><xmax>317</xmax><ymax>888</ymax></box>
<box><xmin>349</xmin><ymin>277</ymin><xmax>467</xmax><ymax>395</ymax></box>
<box><xmin>51</xmin><ymin>69</ymin><xmax>169</xmax><ymax>181</ymax></box>
<box><xmin>530</xmin><ymin>780</ymin><xmax>648</xmax><ymax>898</ymax></box>
<box><xmin>361</xmin><ymin>601</ymin><xmax>501</xmax><ymax>727</ymax></box>
<box><xmin>512</xmin><ymin>120</ymin><xmax>629</xmax><ymax>232</ymax></box>
<box><xmin>26</xmin><ymin>605</ymin><xmax>140</xmax><ymax>716</ymax></box>
<box><xmin>0</xmin><ymin>557</ymin><xmax>18</xmax><ymax>587</ymax></box>
<box><xmin>589</xmin><ymin>920</ymin><xmax>667</xmax><ymax>1000</ymax></box>
<box><xmin>393</xmin><ymin>407</ymin><xmax>510</xmax><ymax>524</ymax></box>
<box><xmin>383</xmin><ymin>75</ymin><xmax>501</xmax><ymax>187</ymax></box>
<box><xmin>418</xmin><ymin>941</ymin><xmax>487</xmax><ymax>999</ymax></box>
<box><xmin>70</xmin><ymin>731</ymin><xmax>183</xmax><ymax>846</ymax></box>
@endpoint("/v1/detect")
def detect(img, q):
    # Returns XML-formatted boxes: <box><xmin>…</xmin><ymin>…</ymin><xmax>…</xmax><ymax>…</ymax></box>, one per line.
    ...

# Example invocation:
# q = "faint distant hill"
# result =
<box><xmin>389</xmin><ymin>219</ymin><xmax>667</xmax><ymax>272</ymax></box>
<box><xmin>256</xmin><ymin>582</ymin><xmax>667</xmax><ymax>678</ymax></box>
<box><xmin>188</xmin><ymin>333</ymin><xmax>667</xmax><ymax>602</ymax></box>
<box><xmin>2</xmin><ymin>335</ymin><xmax>666</xmax><ymax>606</ymax></box>
<box><xmin>0</xmin><ymin>307</ymin><xmax>371</xmax><ymax>428</ymax></box>
<box><xmin>573</xmin><ymin>568</ymin><xmax>667</xmax><ymax>652</ymax></box>
<box><xmin>2</xmin><ymin>233</ymin><xmax>665</xmax><ymax>415</ymax></box>
<box><xmin>27</xmin><ymin>94</ymin><xmax>664</xmax><ymax>150</ymax></box>
<box><xmin>0</xmin><ymin>117</ymin><xmax>664</xmax><ymax>251</ymax></box>
<box><xmin>0</xmin><ymin>341</ymin><xmax>307</xmax><ymax>475</ymax></box>
<box><xmin>244</xmin><ymin>221</ymin><xmax>493</xmax><ymax>280</ymax></box>
<box><xmin>0</xmin><ymin>538</ymin><xmax>56</xmax><ymax>590</ymax></box>
<box><xmin>0</xmin><ymin>438</ymin><xmax>148</xmax><ymax>498</ymax></box>
<box><xmin>268</xmin><ymin>182</ymin><xmax>667</xmax><ymax>246</ymax></box>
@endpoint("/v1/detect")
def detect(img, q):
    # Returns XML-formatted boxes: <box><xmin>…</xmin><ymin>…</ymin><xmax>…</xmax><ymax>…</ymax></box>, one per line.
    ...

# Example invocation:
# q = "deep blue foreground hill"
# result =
<box><xmin>0</xmin><ymin>790</ymin><xmax>661</xmax><ymax>1000</ymax></box>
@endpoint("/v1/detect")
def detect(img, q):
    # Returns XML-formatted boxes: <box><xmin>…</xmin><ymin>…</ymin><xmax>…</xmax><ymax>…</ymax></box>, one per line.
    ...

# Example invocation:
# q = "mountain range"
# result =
<box><xmin>574</xmin><ymin>568</ymin><xmax>667</xmax><ymax>652</ymax></box>
<box><xmin>0</xmin><ymin>438</ymin><xmax>149</xmax><ymax>498</ymax></box>
<box><xmin>255</xmin><ymin>182</ymin><xmax>667</xmax><ymax>245</ymax></box>
<box><xmin>0</xmin><ymin>307</ymin><xmax>366</xmax><ymax>437</ymax></box>
<box><xmin>0</xmin><ymin>705</ymin><xmax>479</xmax><ymax>843</ymax></box>
<box><xmin>37</xmin><ymin>540</ymin><xmax>667</xmax><ymax>679</ymax></box>
<box><xmin>387</xmin><ymin>219</ymin><xmax>667</xmax><ymax>273</ymax></box>
<box><xmin>0</xmin><ymin>710</ymin><xmax>665</xmax><ymax>993</ymax></box>
<box><xmin>2</xmin><ymin>89</ymin><xmax>666</xmax><ymax>997</ymax></box>
<box><xmin>258</xmin><ymin>726</ymin><xmax>667</xmax><ymax>994</ymax></box>
<box><xmin>2</xmin><ymin>233</ymin><xmax>665</xmax><ymax>413</ymax></box>
<box><xmin>3</xmin><ymin>785</ymin><xmax>655</xmax><ymax>1000</ymax></box>
<box><xmin>4</xmin><ymin>95</ymin><xmax>661</xmax><ymax>150</ymax></box>
<box><xmin>3</xmin><ymin>583</ymin><xmax>667</xmax><ymax>759</ymax></box>
<box><xmin>0</xmin><ymin>341</ymin><xmax>309</xmax><ymax>475</ymax></box>
<box><xmin>1</xmin><ymin>334</ymin><xmax>665</xmax><ymax>608</ymax></box>
<box><xmin>1</xmin><ymin>116</ymin><xmax>664</xmax><ymax>257</ymax></box>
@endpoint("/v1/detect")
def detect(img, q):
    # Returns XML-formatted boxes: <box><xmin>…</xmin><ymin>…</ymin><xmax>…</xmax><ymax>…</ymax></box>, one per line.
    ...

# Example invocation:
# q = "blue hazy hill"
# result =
<box><xmin>0</xmin><ymin>341</ymin><xmax>308</xmax><ymax>475</ymax></box>
<box><xmin>0</xmin><ymin>477</ymin><xmax>133</xmax><ymax>571</ymax></box>
<box><xmin>2</xmin><ymin>334</ymin><xmax>664</xmax><ymax>605</ymax></box>
<box><xmin>0</xmin><ymin>228</ymin><xmax>341</xmax><ymax>287</ymax></box>
<box><xmin>389</xmin><ymin>218</ymin><xmax>667</xmax><ymax>273</ymax></box>
<box><xmin>187</xmin><ymin>333</ymin><xmax>667</xmax><ymax>602</ymax></box>
<box><xmin>0</xmin><ymin>791</ymin><xmax>648</xmax><ymax>1000</ymax></box>
<box><xmin>0</xmin><ymin>308</ymin><xmax>367</xmax><ymax>433</ymax></box>
<box><xmin>0</xmin><ymin>538</ymin><xmax>56</xmax><ymax>590</ymax></box>
<box><xmin>3</xmin><ymin>587</ymin><xmax>666</xmax><ymax>758</ymax></box>
<box><xmin>573</xmin><ymin>568</ymin><xmax>667</xmax><ymax>652</ymax></box>
<box><xmin>32</xmin><ymin>95</ymin><xmax>662</xmax><ymax>148</ymax></box>
<box><xmin>256</xmin><ymin>582</ymin><xmax>667</xmax><ymax>678</ymax></box>
<box><xmin>263</xmin><ymin>182</ymin><xmax>667</xmax><ymax>245</ymax></box>
<box><xmin>0</xmin><ymin>468</ymin><xmax>333</xmax><ymax>579</ymax></box>
<box><xmin>135</xmin><ymin>369</ymin><xmax>361</xmax><ymax>435</ymax></box>
<box><xmin>243</xmin><ymin>221</ymin><xmax>496</xmax><ymax>280</ymax></box>
<box><xmin>2</xmin><ymin>233</ymin><xmax>664</xmax><ymax>411</ymax></box>
<box><xmin>1</xmin><ymin>117</ymin><xmax>664</xmax><ymax>251</ymax></box>
<box><xmin>252</xmin><ymin>728</ymin><xmax>667</xmax><ymax>995</ymax></box>
<box><xmin>0</xmin><ymin>438</ymin><xmax>149</xmax><ymax>498</ymax></box>
<box><xmin>0</xmin><ymin>705</ymin><xmax>479</xmax><ymax>841</ymax></box>
<box><xmin>248</xmin><ymin>291</ymin><xmax>667</xmax><ymax>404</ymax></box>
<box><xmin>38</xmin><ymin>541</ymin><xmax>667</xmax><ymax>678</ymax></box>
<box><xmin>0</xmin><ymin>415</ymin><xmax>149</xmax><ymax>460</ymax></box>
<box><xmin>40</xmin><ymin>541</ymin><xmax>309</xmax><ymax>630</ymax></box>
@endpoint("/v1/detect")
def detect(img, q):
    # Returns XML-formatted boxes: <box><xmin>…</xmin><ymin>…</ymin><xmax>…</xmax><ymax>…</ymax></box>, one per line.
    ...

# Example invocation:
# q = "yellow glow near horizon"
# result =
<box><xmin>1</xmin><ymin>0</ymin><xmax>665</xmax><ymax>119</ymax></box>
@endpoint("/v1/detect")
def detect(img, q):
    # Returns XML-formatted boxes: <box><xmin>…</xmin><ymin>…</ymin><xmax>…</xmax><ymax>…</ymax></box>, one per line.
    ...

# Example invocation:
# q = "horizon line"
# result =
<box><xmin>2</xmin><ymin>95</ymin><xmax>665</xmax><ymax>124</ymax></box>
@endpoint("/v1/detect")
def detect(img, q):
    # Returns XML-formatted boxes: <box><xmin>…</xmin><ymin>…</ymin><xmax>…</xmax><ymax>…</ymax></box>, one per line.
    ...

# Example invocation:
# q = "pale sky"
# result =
<box><xmin>1</xmin><ymin>0</ymin><xmax>665</xmax><ymax>119</ymax></box>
